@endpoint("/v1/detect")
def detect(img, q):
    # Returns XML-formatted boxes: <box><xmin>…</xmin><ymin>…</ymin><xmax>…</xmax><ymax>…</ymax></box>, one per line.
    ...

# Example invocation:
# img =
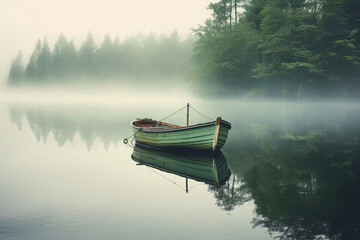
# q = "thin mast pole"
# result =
<box><xmin>186</xmin><ymin>103</ymin><xmax>189</xmax><ymax>126</ymax></box>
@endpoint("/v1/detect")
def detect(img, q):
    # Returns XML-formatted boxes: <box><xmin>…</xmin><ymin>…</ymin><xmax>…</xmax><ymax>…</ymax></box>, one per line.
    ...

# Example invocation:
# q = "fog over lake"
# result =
<box><xmin>1</xmin><ymin>0</ymin><xmax>360</xmax><ymax>239</ymax></box>
<box><xmin>1</xmin><ymin>90</ymin><xmax>360</xmax><ymax>239</ymax></box>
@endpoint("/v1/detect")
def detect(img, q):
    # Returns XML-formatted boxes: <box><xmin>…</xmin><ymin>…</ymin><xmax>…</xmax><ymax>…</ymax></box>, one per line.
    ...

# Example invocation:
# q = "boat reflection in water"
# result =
<box><xmin>131</xmin><ymin>144</ymin><xmax>231</xmax><ymax>191</ymax></box>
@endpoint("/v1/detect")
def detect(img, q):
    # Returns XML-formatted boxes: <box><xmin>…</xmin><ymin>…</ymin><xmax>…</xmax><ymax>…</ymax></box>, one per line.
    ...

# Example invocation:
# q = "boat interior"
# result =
<box><xmin>134</xmin><ymin>118</ymin><xmax>180</xmax><ymax>129</ymax></box>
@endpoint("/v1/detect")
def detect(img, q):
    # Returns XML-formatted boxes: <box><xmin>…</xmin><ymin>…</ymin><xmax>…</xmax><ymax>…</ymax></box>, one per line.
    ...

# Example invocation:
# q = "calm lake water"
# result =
<box><xmin>0</xmin><ymin>96</ymin><xmax>359</xmax><ymax>240</ymax></box>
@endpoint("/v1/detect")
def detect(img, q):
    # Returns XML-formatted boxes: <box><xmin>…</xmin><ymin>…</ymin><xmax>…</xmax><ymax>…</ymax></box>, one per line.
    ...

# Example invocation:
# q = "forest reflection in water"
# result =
<box><xmin>7</xmin><ymin>101</ymin><xmax>360</xmax><ymax>239</ymax></box>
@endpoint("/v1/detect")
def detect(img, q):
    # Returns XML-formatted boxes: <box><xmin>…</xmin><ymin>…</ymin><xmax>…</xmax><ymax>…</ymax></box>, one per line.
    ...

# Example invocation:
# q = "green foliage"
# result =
<box><xmin>7</xmin><ymin>0</ymin><xmax>360</xmax><ymax>97</ymax></box>
<box><xmin>193</xmin><ymin>0</ymin><xmax>360</xmax><ymax>97</ymax></box>
<box><xmin>193</xmin><ymin>17</ymin><xmax>259</xmax><ymax>90</ymax></box>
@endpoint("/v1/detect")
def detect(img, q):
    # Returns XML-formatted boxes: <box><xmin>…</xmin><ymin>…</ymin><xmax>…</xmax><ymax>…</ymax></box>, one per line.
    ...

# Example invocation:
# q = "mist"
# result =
<box><xmin>0</xmin><ymin>0</ymin><xmax>213</xmax><ymax>86</ymax></box>
<box><xmin>1</xmin><ymin>1</ymin><xmax>360</xmax><ymax>239</ymax></box>
<box><xmin>3</xmin><ymin>0</ymin><xmax>360</xmax><ymax>99</ymax></box>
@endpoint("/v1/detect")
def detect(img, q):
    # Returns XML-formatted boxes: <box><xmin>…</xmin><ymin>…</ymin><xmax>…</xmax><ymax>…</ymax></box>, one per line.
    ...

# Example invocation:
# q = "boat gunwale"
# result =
<box><xmin>131</xmin><ymin>119</ymin><xmax>232</xmax><ymax>133</ymax></box>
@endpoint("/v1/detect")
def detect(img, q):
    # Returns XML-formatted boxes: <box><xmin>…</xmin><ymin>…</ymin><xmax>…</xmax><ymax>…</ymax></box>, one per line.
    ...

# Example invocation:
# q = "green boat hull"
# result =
<box><xmin>131</xmin><ymin>145</ymin><xmax>231</xmax><ymax>186</ymax></box>
<box><xmin>131</xmin><ymin>119</ymin><xmax>231</xmax><ymax>151</ymax></box>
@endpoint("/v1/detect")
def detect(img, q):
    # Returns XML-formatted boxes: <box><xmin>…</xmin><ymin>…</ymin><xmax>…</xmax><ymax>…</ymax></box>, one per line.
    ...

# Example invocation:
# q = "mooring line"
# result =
<box><xmin>189</xmin><ymin>105</ymin><xmax>213</xmax><ymax>121</ymax></box>
<box><xmin>123</xmin><ymin>103</ymin><xmax>213</xmax><ymax>145</ymax></box>
<box><xmin>159</xmin><ymin>104</ymin><xmax>188</xmax><ymax>122</ymax></box>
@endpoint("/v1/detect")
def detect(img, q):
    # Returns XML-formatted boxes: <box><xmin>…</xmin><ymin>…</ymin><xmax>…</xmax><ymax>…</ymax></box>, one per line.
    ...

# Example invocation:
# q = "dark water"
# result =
<box><xmin>1</xmin><ymin>99</ymin><xmax>359</xmax><ymax>239</ymax></box>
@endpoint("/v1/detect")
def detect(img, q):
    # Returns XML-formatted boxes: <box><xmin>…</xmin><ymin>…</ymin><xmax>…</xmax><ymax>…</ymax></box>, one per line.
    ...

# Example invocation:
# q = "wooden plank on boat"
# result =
<box><xmin>157</xmin><ymin>121</ymin><xmax>180</xmax><ymax>128</ymax></box>
<box><xmin>212</xmin><ymin>117</ymin><xmax>221</xmax><ymax>151</ymax></box>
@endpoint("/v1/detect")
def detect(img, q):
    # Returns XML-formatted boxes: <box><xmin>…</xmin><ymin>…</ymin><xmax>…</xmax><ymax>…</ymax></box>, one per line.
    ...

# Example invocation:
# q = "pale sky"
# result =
<box><xmin>0</xmin><ymin>0</ymin><xmax>213</xmax><ymax>85</ymax></box>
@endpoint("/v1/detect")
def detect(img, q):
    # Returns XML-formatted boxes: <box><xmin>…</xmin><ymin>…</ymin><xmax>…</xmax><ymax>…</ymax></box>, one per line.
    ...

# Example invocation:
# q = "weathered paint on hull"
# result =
<box><xmin>132</xmin><ymin>120</ymin><xmax>231</xmax><ymax>151</ymax></box>
<box><xmin>131</xmin><ymin>145</ymin><xmax>231</xmax><ymax>186</ymax></box>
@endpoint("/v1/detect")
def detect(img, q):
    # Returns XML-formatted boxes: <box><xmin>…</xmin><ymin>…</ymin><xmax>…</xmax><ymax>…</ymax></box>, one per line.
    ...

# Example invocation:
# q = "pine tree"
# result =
<box><xmin>8</xmin><ymin>51</ymin><xmax>24</xmax><ymax>85</ymax></box>
<box><xmin>78</xmin><ymin>32</ymin><xmax>97</xmax><ymax>77</ymax></box>
<box><xmin>25</xmin><ymin>39</ymin><xmax>42</xmax><ymax>80</ymax></box>
<box><xmin>37</xmin><ymin>37</ymin><xmax>52</xmax><ymax>80</ymax></box>
<box><xmin>97</xmin><ymin>34</ymin><xmax>114</xmax><ymax>77</ymax></box>
<box><xmin>63</xmin><ymin>40</ymin><xmax>78</xmax><ymax>78</ymax></box>
<box><xmin>52</xmin><ymin>34</ymin><xmax>69</xmax><ymax>78</ymax></box>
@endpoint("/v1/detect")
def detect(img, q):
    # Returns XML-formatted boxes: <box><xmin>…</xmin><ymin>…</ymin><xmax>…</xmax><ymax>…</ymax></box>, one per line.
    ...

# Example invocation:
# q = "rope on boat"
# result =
<box><xmin>123</xmin><ymin>103</ymin><xmax>214</xmax><ymax>145</ymax></box>
<box><xmin>160</xmin><ymin>104</ymin><xmax>214</xmax><ymax>122</ymax></box>
<box><xmin>123</xmin><ymin>134</ymin><xmax>133</xmax><ymax>144</ymax></box>
<box><xmin>189</xmin><ymin>105</ymin><xmax>213</xmax><ymax>121</ymax></box>
<box><xmin>123</xmin><ymin>105</ymin><xmax>187</xmax><ymax>145</ymax></box>
<box><xmin>159</xmin><ymin>104</ymin><xmax>188</xmax><ymax>122</ymax></box>
<box><xmin>123</xmin><ymin>129</ymin><xmax>140</xmax><ymax>144</ymax></box>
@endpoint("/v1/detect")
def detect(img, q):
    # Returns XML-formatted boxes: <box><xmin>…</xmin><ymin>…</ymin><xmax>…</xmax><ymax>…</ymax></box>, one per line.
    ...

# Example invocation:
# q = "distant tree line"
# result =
<box><xmin>8</xmin><ymin>0</ymin><xmax>360</xmax><ymax>98</ymax></box>
<box><xmin>8</xmin><ymin>31</ymin><xmax>194</xmax><ymax>85</ymax></box>
<box><xmin>193</xmin><ymin>0</ymin><xmax>360</xmax><ymax>97</ymax></box>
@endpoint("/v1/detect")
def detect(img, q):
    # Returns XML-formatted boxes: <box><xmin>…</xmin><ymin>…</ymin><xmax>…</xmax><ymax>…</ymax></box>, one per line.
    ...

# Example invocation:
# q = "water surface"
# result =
<box><xmin>1</xmin><ymin>98</ymin><xmax>359</xmax><ymax>239</ymax></box>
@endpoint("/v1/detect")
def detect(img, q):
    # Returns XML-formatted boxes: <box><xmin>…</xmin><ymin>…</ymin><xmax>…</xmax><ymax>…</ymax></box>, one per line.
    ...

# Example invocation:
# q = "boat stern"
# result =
<box><xmin>212</xmin><ymin>117</ymin><xmax>231</xmax><ymax>151</ymax></box>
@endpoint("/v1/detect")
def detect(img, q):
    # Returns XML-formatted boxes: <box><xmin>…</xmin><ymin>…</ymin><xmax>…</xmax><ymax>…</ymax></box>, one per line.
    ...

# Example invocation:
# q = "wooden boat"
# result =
<box><xmin>131</xmin><ymin>116</ymin><xmax>231</xmax><ymax>151</ymax></box>
<box><xmin>130</xmin><ymin>104</ymin><xmax>231</xmax><ymax>151</ymax></box>
<box><xmin>131</xmin><ymin>144</ymin><xmax>231</xmax><ymax>188</ymax></box>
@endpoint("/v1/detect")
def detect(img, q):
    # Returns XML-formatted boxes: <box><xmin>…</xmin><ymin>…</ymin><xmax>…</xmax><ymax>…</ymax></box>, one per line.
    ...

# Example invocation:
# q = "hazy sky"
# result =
<box><xmin>0</xmin><ymin>0</ymin><xmax>213</xmax><ymax>86</ymax></box>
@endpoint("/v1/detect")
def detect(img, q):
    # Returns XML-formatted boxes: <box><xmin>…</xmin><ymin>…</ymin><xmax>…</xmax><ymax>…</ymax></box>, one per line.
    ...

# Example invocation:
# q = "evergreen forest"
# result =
<box><xmin>8</xmin><ymin>0</ymin><xmax>360</xmax><ymax>98</ymax></box>
<box><xmin>8</xmin><ymin>31</ymin><xmax>193</xmax><ymax>85</ymax></box>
